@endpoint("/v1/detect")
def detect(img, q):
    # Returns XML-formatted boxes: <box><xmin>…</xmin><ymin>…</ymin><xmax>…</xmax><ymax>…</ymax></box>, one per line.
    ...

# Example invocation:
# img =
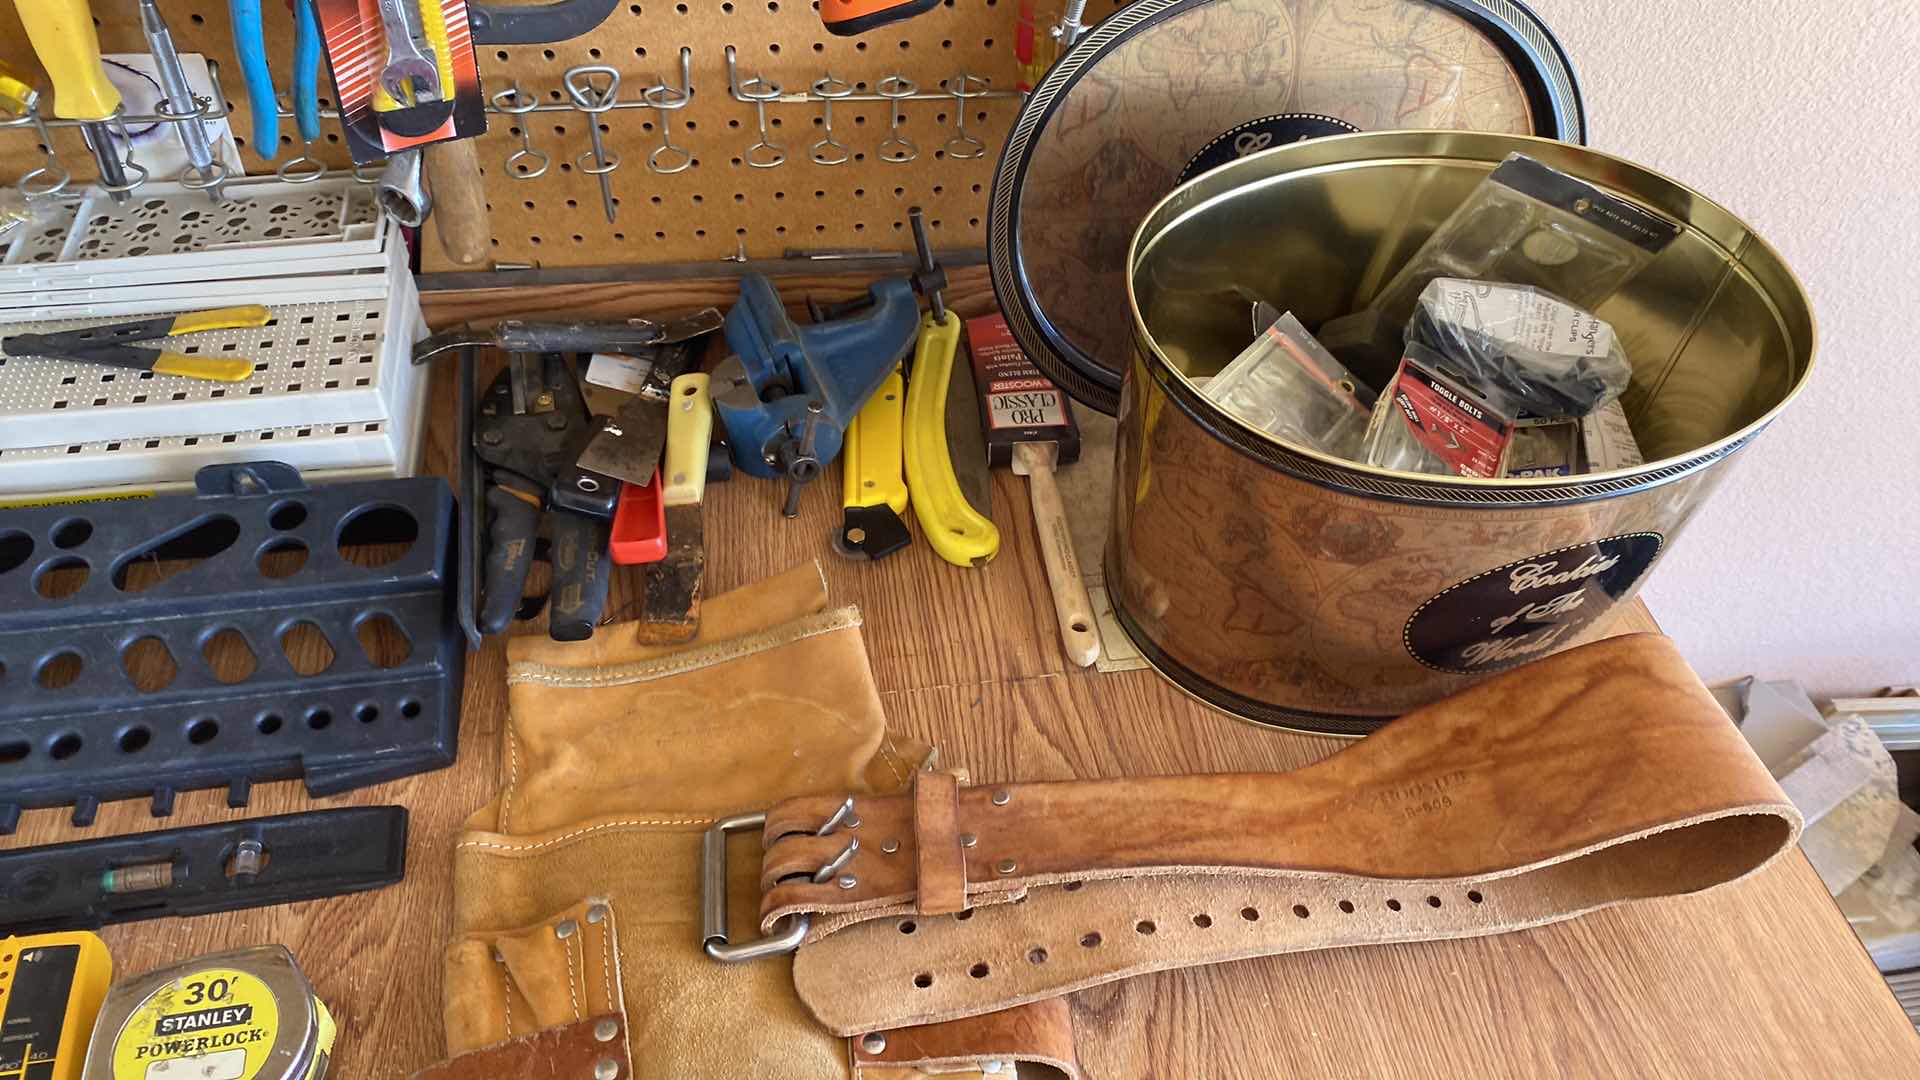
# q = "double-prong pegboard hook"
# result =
<box><xmin>809</xmin><ymin>74</ymin><xmax>853</xmax><ymax>166</ymax></box>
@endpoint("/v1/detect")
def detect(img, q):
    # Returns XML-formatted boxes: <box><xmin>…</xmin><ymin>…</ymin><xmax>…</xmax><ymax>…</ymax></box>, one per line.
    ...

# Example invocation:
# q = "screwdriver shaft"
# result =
<box><xmin>586</xmin><ymin>127</ymin><xmax>616</xmax><ymax>223</ymax></box>
<box><xmin>139</xmin><ymin>0</ymin><xmax>224</xmax><ymax>198</ymax></box>
<box><xmin>82</xmin><ymin>120</ymin><xmax>132</xmax><ymax>203</ymax></box>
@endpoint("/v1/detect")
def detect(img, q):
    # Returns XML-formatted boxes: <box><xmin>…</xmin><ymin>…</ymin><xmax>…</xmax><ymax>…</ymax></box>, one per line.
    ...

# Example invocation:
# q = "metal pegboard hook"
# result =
<box><xmin>492</xmin><ymin>83</ymin><xmax>551</xmax><ymax>180</ymax></box>
<box><xmin>2</xmin><ymin>96</ymin><xmax>73</xmax><ymax>199</ymax></box>
<box><xmin>876</xmin><ymin>74</ymin><xmax>918</xmax><ymax>164</ymax></box>
<box><xmin>942</xmin><ymin>70</ymin><xmax>989</xmax><ymax>160</ymax></box>
<box><xmin>723</xmin><ymin>44</ymin><xmax>786</xmax><ymax>168</ymax></box>
<box><xmin>641</xmin><ymin>47</ymin><xmax>695</xmax><ymax>174</ymax></box>
<box><xmin>91</xmin><ymin>110</ymin><xmax>152</xmax><ymax>199</ymax></box>
<box><xmin>271</xmin><ymin>92</ymin><xmax>324</xmax><ymax>183</ymax></box>
<box><xmin>809</xmin><ymin>73</ymin><xmax>852</xmax><ymax>167</ymax></box>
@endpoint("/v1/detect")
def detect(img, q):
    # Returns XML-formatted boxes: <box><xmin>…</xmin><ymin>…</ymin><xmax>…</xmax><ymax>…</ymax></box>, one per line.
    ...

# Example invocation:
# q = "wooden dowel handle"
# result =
<box><xmin>424</xmin><ymin>139</ymin><xmax>491</xmax><ymax>267</ymax></box>
<box><xmin>1017</xmin><ymin>445</ymin><xmax>1100</xmax><ymax>668</ymax></box>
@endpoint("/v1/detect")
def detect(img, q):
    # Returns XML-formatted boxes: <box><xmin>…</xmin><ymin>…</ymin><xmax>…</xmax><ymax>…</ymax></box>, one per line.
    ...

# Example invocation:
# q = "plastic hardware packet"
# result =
<box><xmin>1204</xmin><ymin>312</ymin><xmax>1376</xmax><ymax>459</ymax></box>
<box><xmin>1320</xmin><ymin>152</ymin><xmax>1681</xmax><ymax>380</ymax></box>
<box><xmin>1409</xmin><ymin>278</ymin><xmax>1632</xmax><ymax>422</ymax></box>
<box><xmin>1504</xmin><ymin>420</ymin><xmax>1580</xmax><ymax>477</ymax></box>
<box><xmin>1363</xmin><ymin>353</ymin><xmax>1516</xmax><ymax>479</ymax></box>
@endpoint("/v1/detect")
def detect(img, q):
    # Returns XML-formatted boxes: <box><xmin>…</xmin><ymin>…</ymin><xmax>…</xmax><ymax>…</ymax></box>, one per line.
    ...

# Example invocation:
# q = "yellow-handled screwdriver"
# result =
<box><xmin>13</xmin><ymin>0</ymin><xmax>134</xmax><ymax>202</ymax></box>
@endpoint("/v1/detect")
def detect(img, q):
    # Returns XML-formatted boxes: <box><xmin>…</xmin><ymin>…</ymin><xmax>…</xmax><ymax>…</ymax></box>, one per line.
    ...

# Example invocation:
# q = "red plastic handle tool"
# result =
<box><xmin>609</xmin><ymin>471</ymin><xmax>667</xmax><ymax>565</ymax></box>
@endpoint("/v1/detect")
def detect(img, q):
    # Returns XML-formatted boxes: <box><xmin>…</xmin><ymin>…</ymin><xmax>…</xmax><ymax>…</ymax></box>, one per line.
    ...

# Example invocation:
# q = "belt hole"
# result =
<box><xmin>1027</xmin><ymin>947</ymin><xmax>1048</xmax><ymax>964</ymax></box>
<box><xmin>1338</xmin><ymin>900</ymin><xmax>1355</xmax><ymax>914</ymax></box>
<box><xmin>1135</xmin><ymin>919</ymin><xmax>1156</xmax><ymax>935</ymax></box>
<box><xmin>1240</xmin><ymin>907</ymin><xmax>1259</xmax><ymax>922</ymax></box>
<box><xmin>898</xmin><ymin>920</ymin><xmax>917</xmax><ymax>935</ymax></box>
<box><xmin>1468</xmin><ymin>890</ymin><xmax>1484</xmax><ymax>904</ymax></box>
<box><xmin>1062</xmin><ymin>881</ymin><xmax>1083</xmax><ymax>892</ymax></box>
<box><xmin>969</xmin><ymin>962</ymin><xmax>990</xmax><ymax>978</ymax></box>
<box><xmin>955</xmin><ymin>909</ymin><xmax>974</xmax><ymax>921</ymax></box>
<box><xmin>1386</xmin><ymin>899</ymin><xmax>1402</xmax><ymax>912</ymax></box>
<box><xmin>1292</xmin><ymin>904</ymin><xmax>1310</xmax><ymax>919</ymax></box>
<box><xmin>1192</xmin><ymin>913</ymin><xmax>1212</xmax><ymax>928</ymax></box>
<box><xmin>1080</xmin><ymin>932</ymin><xmax>1102</xmax><ymax>948</ymax></box>
<box><xmin>1427</xmin><ymin>896</ymin><xmax>1442</xmax><ymax>908</ymax></box>
<box><xmin>913</xmin><ymin>973</ymin><xmax>933</xmax><ymax>989</ymax></box>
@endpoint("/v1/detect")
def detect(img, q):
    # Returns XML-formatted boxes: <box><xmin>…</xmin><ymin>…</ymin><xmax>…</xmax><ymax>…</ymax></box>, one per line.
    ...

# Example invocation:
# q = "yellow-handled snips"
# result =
<box><xmin>0</xmin><ymin>305</ymin><xmax>270</xmax><ymax>382</ymax></box>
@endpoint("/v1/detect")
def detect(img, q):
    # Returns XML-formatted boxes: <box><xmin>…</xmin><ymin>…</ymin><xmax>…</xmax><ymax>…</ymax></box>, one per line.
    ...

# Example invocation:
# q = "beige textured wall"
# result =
<box><xmin>1522</xmin><ymin>0</ymin><xmax>1920</xmax><ymax>694</ymax></box>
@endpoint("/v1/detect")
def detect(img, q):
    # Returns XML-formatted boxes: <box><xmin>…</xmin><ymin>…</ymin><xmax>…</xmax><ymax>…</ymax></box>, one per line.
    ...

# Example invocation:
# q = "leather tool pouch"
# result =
<box><xmin>752</xmin><ymin>634</ymin><xmax>1801</xmax><ymax>1037</ymax></box>
<box><xmin>432</xmin><ymin>563</ymin><xmax>1080</xmax><ymax>1080</ymax></box>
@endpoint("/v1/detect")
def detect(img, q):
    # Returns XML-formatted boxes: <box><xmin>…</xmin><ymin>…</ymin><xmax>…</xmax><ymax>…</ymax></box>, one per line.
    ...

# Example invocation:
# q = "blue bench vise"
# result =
<box><xmin>712</xmin><ymin>271</ymin><xmax>922</xmax><ymax>515</ymax></box>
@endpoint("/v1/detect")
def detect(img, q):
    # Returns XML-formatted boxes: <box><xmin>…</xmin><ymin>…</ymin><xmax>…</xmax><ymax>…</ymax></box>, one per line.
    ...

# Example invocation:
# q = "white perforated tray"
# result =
<box><xmin>0</xmin><ymin>175</ymin><xmax>390</xmax><ymax>288</ymax></box>
<box><xmin>0</xmin><ymin>264</ymin><xmax>395</xmax><ymax>320</ymax></box>
<box><xmin>0</xmin><ymin>243</ymin><xmax>415</xmax><ymax>450</ymax></box>
<box><xmin>0</xmin><ymin>292</ymin><xmax>430</xmax><ymax>495</ymax></box>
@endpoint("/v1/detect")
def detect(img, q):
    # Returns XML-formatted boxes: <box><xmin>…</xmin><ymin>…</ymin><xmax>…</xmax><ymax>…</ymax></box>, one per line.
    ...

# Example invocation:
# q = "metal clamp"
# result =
<box><xmin>702</xmin><ymin>799</ymin><xmax>860</xmax><ymax>963</ymax></box>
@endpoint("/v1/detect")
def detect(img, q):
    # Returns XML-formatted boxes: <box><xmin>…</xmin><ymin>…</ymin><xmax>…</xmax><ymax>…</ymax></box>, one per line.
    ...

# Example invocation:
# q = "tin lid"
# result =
<box><xmin>987</xmin><ymin>0</ymin><xmax>1587</xmax><ymax>415</ymax></box>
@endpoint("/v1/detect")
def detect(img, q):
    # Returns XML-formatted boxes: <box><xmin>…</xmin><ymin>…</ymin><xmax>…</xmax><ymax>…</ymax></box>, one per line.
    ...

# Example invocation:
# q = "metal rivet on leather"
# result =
<box><xmin>990</xmin><ymin>789</ymin><xmax>1010</xmax><ymax>806</ymax></box>
<box><xmin>556</xmin><ymin>918</ymin><xmax>580</xmax><ymax>939</ymax></box>
<box><xmin>860</xmin><ymin>1033</ymin><xmax>887</xmax><ymax>1054</ymax></box>
<box><xmin>880</xmin><ymin>839</ymin><xmax>900</xmax><ymax>853</ymax></box>
<box><xmin>587</xmin><ymin>903</ymin><xmax>609</xmax><ymax>924</ymax></box>
<box><xmin>959</xmin><ymin>833</ymin><xmax>977</xmax><ymax>848</ymax></box>
<box><xmin>593</xmin><ymin>1057</ymin><xmax>620</xmax><ymax>1080</ymax></box>
<box><xmin>594</xmin><ymin>1018</ymin><xmax>619</xmax><ymax>1042</ymax></box>
<box><xmin>838</xmin><ymin>875</ymin><xmax>859</xmax><ymax>889</ymax></box>
<box><xmin>995</xmin><ymin>859</ymin><xmax>1016</xmax><ymax>875</ymax></box>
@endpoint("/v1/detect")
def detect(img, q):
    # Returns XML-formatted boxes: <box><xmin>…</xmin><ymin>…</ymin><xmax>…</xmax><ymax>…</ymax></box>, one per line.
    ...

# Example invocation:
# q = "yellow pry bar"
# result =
<box><xmin>903</xmin><ymin>311</ymin><xmax>999</xmax><ymax>567</ymax></box>
<box><xmin>167</xmin><ymin>305</ymin><xmax>273</xmax><ymax>335</ymax></box>
<box><xmin>842</xmin><ymin>364</ymin><xmax>908</xmax><ymax>517</ymax></box>
<box><xmin>662</xmin><ymin>372</ymin><xmax>713</xmax><ymax>507</ymax></box>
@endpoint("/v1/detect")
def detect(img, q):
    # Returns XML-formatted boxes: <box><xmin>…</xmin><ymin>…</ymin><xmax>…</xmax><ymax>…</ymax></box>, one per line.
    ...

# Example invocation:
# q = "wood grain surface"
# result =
<box><xmin>4</xmin><ymin>274</ymin><xmax>1913</xmax><ymax>1078</ymax></box>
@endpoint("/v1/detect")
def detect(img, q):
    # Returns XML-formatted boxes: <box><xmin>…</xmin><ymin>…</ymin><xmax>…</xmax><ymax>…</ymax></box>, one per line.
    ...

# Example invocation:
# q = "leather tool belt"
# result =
<box><xmin>715</xmin><ymin>634</ymin><xmax>1799</xmax><ymax>1042</ymax></box>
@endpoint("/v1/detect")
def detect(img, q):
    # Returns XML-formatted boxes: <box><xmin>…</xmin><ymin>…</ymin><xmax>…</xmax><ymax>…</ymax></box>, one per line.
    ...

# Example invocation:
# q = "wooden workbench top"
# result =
<box><xmin>7</xmin><ymin>269</ymin><xmax>1914</xmax><ymax>1078</ymax></box>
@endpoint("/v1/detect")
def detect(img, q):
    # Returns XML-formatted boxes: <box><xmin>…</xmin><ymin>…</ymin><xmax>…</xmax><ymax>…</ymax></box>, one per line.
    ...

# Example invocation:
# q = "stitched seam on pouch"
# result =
<box><xmin>456</xmin><ymin>816</ymin><xmax>719</xmax><ymax>853</ymax></box>
<box><xmin>505</xmin><ymin>607</ymin><xmax>862</xmax><ymax>687</ymax></box>
<box><xmin>501</xmin><ymin>727</ymin><xmax>522</xmax><ymax>831</ymax></box>
<box><xmin>495</xmin><ymin>951</ymin><xmax>515</xmax><ymax>1038</ymax></box>
<box><xmin>564</xmin><ymin>932</ymin><xmax>581</xmax><ymax>1021</ymax></box>
<box><xmin>598</xmin><ymin>913</ymin><xmax>615</xmax><ymax>1016</ymax></box>
<box><xmin>876</xmin><ymin>733</ymin><xmax>909</xmax><ymax>787</ymax></box>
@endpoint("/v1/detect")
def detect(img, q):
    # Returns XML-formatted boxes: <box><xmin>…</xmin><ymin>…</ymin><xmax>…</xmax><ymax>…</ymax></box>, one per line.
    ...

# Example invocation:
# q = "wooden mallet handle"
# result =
<box><xmin>424</xmin><ymin>139</ymin><xmax>491</xmax><ymax>266</ymax></box>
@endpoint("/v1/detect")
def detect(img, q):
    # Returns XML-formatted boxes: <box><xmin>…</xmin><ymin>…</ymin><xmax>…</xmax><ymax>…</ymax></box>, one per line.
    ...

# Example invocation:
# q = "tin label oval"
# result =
<box><xmin>1178</xmin><ymin>114</ymin><xmax>1363</xmax><ymax>183</ymax></box>
<box><xmin>1404</xmin><ymin>533</ymin><xmax>1664</xmax><ymax>674</ymax></box>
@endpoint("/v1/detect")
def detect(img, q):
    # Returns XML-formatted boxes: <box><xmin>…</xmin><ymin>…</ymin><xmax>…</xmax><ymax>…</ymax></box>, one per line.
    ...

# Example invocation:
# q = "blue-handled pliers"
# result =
<box><xmin>291</xmin><ymin>0</ymin><xmax>322</xmax><ymax>145</ymax></box>
<box><xmin>228</xmin><ymin>0</ymin><xmax>278</xmax><ymax>156</ymax></box>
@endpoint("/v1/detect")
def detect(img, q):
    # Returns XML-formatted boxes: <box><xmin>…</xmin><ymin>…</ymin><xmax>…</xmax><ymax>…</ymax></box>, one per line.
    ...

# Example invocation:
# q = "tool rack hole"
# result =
<box><xmin>357</xmin><ymin>613</ymin><xmax>411</xmax><ymax>668</ymax></box>
<box><xmin>337</xmin><ymin>505</ymin><xmax>419</xmax><ymax>568</ymax></box>
<box><xmin>186</xmin><ymin>718</ymin><xmax>219</xmax><ymax>745</ymax></box>
<box><xmin>257</xmin><ymin>713</ymin><xmax>284</xmax><ymax>735</ymax></box>
<box><xmin>203</xmin><ymin>628</ymin><xmax>258</xmax><ymax>684</ymax></box>
<box><xmin>123</xmin><ymin>636</ymin><xmax>178</xmax><ymax>692</ymax></box>
<box><xmin>36</xmin><ymin>650</ymin><xmax>83</xmax><ymax>690</ymax></box>
<box><xmin>112</xmin><ymin>514</ymin><xmax>241</xmax><ymax>592</ymax></box>
<box><xmin>356</xmin><ymin>704</ymin><xmax>379</xmax><ymax>724</ymax></box>
<box><xmin>34</xmin><ymin>557</ymin><xmax>89</xmax><ymax>599</ymax></box>
<box><xmin>281</xmin><ymin>623</ymin><xmax>335</xmax><ymax>676</ymax></box>
<box><xmin>118</xmin><ymin>726</ymin><xmax>151</xmax><ymax>753</ymax></box>
<box><xmin>51</xmin><ymin>518</ymin><xmax>93</xmax><ymax>549</ymax></box>
<box><xmin>48</xmin><ymin>732</ymin><xmax>82</xmax><ymax>760</ymax></box>
<box><xmin>0</xmin><ymin>740</ymin><xmax>27</xmax><ymax>765</ymax></box>
<box><xmin>308</xmin><ymin>708</ymin><xmax>334</xmax><ymax>731</ymax></box>
<box><xmin>257</xmin><ymin>538</ymin><xmax>309</xmax><ymax>579</ymax></box>
<box><xmin>399</xmin><ymin>698</ymin><xmax>422</xmax><ymax>719</ymax></box>
<box><xmin>0</xmin><ymin>531</ymin><xmax>32</xmax><ymax>576</ymax></box>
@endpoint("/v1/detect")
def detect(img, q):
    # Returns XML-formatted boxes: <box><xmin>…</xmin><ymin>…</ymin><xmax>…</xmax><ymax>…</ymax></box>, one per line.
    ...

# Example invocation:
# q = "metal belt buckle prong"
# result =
<box><xmin>702</xmin><ymin>801</ymin><xmax>863</xmax><ymax>962</ymax></box>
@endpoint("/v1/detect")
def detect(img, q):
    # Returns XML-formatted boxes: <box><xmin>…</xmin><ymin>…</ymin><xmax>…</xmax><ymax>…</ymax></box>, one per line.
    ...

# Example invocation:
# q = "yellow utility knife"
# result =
<box><xmin>0</xmin><ymin>305</ymin><xmax>269</xmax><ymax>382</ymax></box>
<box><xmin>836</xmin><ymin>363</ymin><xmax>912</xmax><ymax>560</ymax></box>
<box><xmin>903</xmin><ymin>310</ymin><xmax>1000</xmax><ymax>567</ymax></box>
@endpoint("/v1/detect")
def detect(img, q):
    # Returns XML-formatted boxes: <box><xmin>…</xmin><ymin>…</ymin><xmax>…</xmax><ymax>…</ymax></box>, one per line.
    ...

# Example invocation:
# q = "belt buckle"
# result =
<box><xmin>701</xmin><ymin>798</ymin><xmax>859</xmax><ymax>963</ymax></box>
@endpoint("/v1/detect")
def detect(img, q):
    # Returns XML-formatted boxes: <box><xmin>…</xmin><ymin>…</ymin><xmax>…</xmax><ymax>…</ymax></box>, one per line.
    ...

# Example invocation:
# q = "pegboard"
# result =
<box><xmin>0</xmin><ymin>0</ymin><xmax>1136</xmax><ymax>272</ymax></box>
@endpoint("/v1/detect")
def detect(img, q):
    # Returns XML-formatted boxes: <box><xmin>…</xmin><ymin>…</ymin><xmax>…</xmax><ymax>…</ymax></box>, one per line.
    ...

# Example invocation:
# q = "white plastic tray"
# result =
<box><xmin>0</xmin><ymin>240</ymin><xmax>415</xmax><ymax>450</ymax></box>
<box><xmin>0</xmin><ymin>176</ymin><xmax>391</xmax><ymax>288</ymax></box>
<box><xmin>0</xmin><ymin>289</ymin><xmax>430</xmax><ymax>495</ymax></box>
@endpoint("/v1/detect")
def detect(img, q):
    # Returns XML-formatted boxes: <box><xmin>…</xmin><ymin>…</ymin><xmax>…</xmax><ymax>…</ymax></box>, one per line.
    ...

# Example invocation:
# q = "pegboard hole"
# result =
<box><xmin>257</xmin><ymin>538</ymin><xmax>309</xmax><ymax>579</ymax></box>
<box><xmin>0</xmin><ymin>531</ymin><xmax>33</xmax><ymax>576</ymax></box>
<box><xmin>35</xmin><ymin>556</ymin><xmax>89</xmax><ymax>599</ymax></box>
<box><xmin>203</xmin><ymin>628</ymin><xmax>258</xmax><ymax>684</ymax></box>
<box><xmin>186</xmin><ymin>718</ymin><xmax>219</xmax><ymax>745</ymax></box>
<box><xmin>48</xmin><ymin>732</ymin><xmax>83</xmax><ymax>760</ymax></box>
<box><xmin>337</xmin><ymin>505</ymin><xmax>418</xmax><ymax>568</ymax></box>
<box><xmin>357</xmin><ymin>704</ymin><xmax>380</xmax><ymax>723</ymax></box>
<box><xmin>113</xmin><ymin>514</ymin><xmax>241</xmax><ymax>592</ymax></box>
<box><xmin>307</xmin><ymin>708</ymin><xmax>334</xmax><ymax>730</ymax></box>
<box><xmin>269</xmin><ymin>501</ymin><xmax>308</xmax><ymax>530</ymax></box>
<box><xmin>257</xmin><ymin>713</ymin><xmax>284</xmax><ymax>735</ymax></box>
<box><xmin>123</xmin><ymin>636</ymin><xmax>178</xmax><ymax>693</ymax></box>
<box><xmin>281</xmin><ymin>623</ymin><xmax>335</xmax><ymax>677</ymax></box>
<box><xmin>400</xmin><ymin>698</ymin><xmax>423</xmax><ymax>720</ymax></box>
<box><xmin>119</xmin><ymin>726</ymin><xmax>152</xmax><ymax>753</ymax></box>
<box><xmin>0</xmin><ymin>741</ymin><xmax>27</xmax><ymax>765</ymax></box>
<box><xmin>52</xmin><ymin>518</ymin><xmax>93</xmax><ymax>549</ymax></box>
<box><xmin>357</xmin><ymin>613</ymin><xmax>412</xmax><ymax>669</ymax></box>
